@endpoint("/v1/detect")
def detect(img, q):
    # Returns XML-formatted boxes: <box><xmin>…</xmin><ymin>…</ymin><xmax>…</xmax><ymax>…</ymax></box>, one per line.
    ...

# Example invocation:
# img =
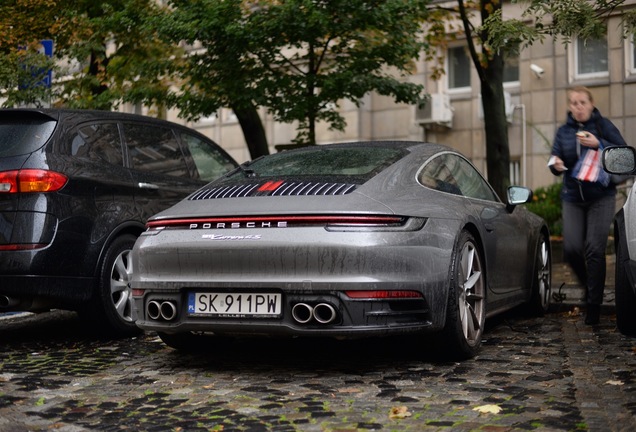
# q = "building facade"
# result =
<box><xmin>133</xmin><ymin>2</ymin><xmax>636</xmax><ymax>194</ymax></box>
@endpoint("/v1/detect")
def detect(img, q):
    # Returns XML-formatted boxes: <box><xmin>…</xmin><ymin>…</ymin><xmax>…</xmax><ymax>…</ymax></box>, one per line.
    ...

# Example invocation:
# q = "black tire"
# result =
<box><xmin>526</xmin><ymin>234</ymin><xmax>552</xmax><ymax>316</ymax></box>
<box><xmin>82</xmin><ymin>234</ymin><xmax>141</xmax><ymax>337</ymax></box>
<box><xmin>438</xmin><ymin>230</ymin><xmax>486</xmax><ymax>360</ymax></box>
<box><xmin>615</xmin><ymin>232</ymin><xmax>636</xmax><ymax>335</ymax></box>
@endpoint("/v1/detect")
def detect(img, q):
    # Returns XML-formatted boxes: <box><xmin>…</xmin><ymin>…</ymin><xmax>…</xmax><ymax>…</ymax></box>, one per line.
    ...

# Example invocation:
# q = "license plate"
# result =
<box><xmin>187</xmin><ymin>292</ymin><xmax>282</xmax><ymax>317</ymax></box>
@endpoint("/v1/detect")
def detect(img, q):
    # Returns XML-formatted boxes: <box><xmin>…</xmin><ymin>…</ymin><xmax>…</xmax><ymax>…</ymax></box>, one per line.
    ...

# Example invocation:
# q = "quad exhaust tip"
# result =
<box><xmin>291</xmin><ymin>302</ymin><xmax>337</xmax><ymax>324</ymax></box>
<box><xmin>147</xmin><ymin>300</ymin><xmax>178</xmax><ymax>321</ymax></box>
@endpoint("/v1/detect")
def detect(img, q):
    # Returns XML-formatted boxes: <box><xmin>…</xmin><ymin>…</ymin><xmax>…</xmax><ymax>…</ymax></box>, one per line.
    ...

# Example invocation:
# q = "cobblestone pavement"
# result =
<box><xmin>549</xmin><ymin>253</ymin><xmax>616</xmax><ymax>313</ymax></box>
<box><xmin>0</xmin><ymin>300</ymin><xmax>635</xmax><ymax>432</ymax></box>
<box><xmin>0</xmin><ymin>253</ymin><xmax>633</xmax><ymax>432</ymax></box>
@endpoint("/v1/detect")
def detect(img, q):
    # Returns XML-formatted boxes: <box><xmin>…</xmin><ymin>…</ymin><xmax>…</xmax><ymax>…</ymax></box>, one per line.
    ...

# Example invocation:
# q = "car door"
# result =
<box><xmin>58</xmin><ymin>121</ymin><xmax>137</xmax><ymax>274</ymax></box>
<box><xmin>438</xmin><ymin>154</ymin><xmax>530</xmax><ymax>296</ymax></box>
<box><xmin>122</xmin><ymin>122</ymin><xmax>204</xmax><ymax>219</ymax></box>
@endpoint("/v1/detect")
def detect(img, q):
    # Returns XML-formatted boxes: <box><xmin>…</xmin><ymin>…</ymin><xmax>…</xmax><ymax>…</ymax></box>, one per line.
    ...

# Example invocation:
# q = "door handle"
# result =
<box><xmin>138</xmin><ymin>182</ymin><xmax>159</xmax><ymax>190</ymax></box>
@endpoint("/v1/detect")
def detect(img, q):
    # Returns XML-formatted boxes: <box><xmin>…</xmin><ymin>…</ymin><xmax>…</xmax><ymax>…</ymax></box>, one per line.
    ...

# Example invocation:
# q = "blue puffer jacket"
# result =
<box><xmin>550</xmin><ymin>108</ymin><xmax>626</xmax><ymax>203</ymax></box>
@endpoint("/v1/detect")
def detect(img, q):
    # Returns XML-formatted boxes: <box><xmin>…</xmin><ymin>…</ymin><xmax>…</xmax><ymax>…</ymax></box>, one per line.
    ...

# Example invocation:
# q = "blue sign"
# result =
<box><xmin>19</xmin><ymin>39</ymin><xmax>54</xmax><ymax>89</ymax></box>
<box><xmin>38</xmin><ymin>39</ymin><xmax>54</xmax><ymax>88</ymax></box>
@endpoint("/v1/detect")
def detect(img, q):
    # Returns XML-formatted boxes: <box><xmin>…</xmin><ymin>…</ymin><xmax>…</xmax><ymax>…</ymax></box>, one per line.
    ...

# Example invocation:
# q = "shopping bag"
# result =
<box><xmin>573</xmin><ymin>149</ymin><xmax>610</xmax><ymax>186</ymax></box>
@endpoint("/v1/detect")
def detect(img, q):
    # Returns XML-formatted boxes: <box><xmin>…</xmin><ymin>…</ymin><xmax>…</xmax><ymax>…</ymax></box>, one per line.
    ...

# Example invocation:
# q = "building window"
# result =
<box><xmin>629</xmin><ymin>34</ymin><xmax>636</xmax><ymax>74</ymax></box>
<box><xmin>574</xmin><ymin>36</ymin><xmax>608</xmax><ymax>78</ymax></box>
<box><xmin>503</xmin><ymin>54</ymin><xmax>519</xmax><ymax>84</ymax></box>
<box><xmin>510</xmin><ymin>159</ymin><xmax>521</xmax><ymax>185</ymax></box>
<box><xmin>448</xmin><ymin>46</ymin><xmax>471</xmax><ymax>90</ymax></box>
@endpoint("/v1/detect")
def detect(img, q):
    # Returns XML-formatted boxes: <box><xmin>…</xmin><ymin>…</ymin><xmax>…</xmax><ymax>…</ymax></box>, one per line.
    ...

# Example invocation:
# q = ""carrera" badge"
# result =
<box><xmin>201</xmin><ymin>234</ymin><xmax>262</xmax><ymax>240</ymax></box>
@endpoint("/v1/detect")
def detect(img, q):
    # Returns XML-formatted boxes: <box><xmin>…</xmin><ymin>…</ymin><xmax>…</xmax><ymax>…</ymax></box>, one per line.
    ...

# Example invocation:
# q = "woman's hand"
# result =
<box><xmin>551</xmin><ymin>155</ymin><xmax>567</xmax><ymax>172</ymax></box>
<box><xmin>577</xmin><ymin>131</ymin><xmax>600</xmax><ymax>149</ymax></box>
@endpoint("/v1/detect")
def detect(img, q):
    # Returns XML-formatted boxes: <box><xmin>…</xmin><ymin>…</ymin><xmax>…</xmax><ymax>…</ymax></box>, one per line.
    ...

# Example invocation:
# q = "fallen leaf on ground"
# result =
<box><xmin>473</xmin><ymin>404</ymin><xmax>502</xmax><ymax>414</ymax></box>
<box><xmin>389</xmin><ymin>406</ymin><xmax>412</xmax><ymax>419</ymax></box>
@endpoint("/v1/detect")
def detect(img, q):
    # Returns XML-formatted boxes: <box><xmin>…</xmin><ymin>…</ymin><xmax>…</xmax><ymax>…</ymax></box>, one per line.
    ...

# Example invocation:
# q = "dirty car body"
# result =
<box><xmin>132</xmin><ymin>141</ymin><xmax>551</xmax><ymax>359</ymax></box>
<box><xmin>602</xmin><ymin>145</ymin><xmax>636</xmax><ymax>335</ymax></box>
<box><xmin>0</xmin><ymin>109</ymin><xmax>238</xmax><ymax>336</ymax></box>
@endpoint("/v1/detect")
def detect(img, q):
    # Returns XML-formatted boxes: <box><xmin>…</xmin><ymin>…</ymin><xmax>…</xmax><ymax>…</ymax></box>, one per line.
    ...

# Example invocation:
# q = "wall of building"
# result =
<box><xmin>156</xmin><ymin>3</ymin><xmax>636</xmax><ymax>193</ymax></box>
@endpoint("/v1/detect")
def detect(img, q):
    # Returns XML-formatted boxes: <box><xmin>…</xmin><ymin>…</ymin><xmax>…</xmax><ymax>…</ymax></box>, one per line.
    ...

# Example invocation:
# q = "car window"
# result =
<box><xmin>123</xmin><ymin>123</ymin><xmax>190</xmax><ymax>178</ymax></box>
<box><xmin>180</xmin><ymin>132</ymin><xmax>237</xmax><ymax>182</ymax></box>
<box><xmin>237</xmin><ymin>146</ymin><xmax>406</xmax><ymax>179</ymax></box>
<box><xmin>419</xmin><ymin>153</ymin><xmax>499</xmax><ymax>202</ymax></box>
<box><xmin>69</xmin><ymin>123</ymin><xmax>123</xmax><ymax>166</ymax></box>
<box><xmin>0</xmin><ymin>115</ymin><xmax>56</xmax><ymax>157</ymax></box>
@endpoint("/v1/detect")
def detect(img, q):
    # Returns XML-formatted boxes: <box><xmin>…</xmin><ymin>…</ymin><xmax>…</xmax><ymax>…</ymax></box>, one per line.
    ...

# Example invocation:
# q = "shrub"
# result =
<box><xmin>524</xmin><ymin>182</ymin><xmax>562</xmax><ymax>237</ymax></box>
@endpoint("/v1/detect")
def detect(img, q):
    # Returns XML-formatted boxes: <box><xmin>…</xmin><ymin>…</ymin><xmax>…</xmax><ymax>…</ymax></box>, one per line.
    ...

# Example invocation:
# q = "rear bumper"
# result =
<box><xmin>0</xmin><ymin>275</ymin><xmax>95</xmax><ymax>310</ymax></box>
<box><xmin>133</xmin><ymin>283</ymin><xmax>444</xmax><ymax>338</ymax></box>
<box><xmin>131</xmin><ymin>219</ymin><xmax>457</xmax><ymax>337</ymax></box>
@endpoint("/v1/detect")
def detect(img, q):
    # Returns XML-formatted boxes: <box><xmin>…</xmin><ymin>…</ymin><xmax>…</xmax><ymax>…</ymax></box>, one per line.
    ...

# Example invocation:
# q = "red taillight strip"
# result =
<box><xmin>0</xmin><ymin>244</ymin><xmax>48</xmax><ymax>251</ymax></box>
<box><xmin>345</xmin><ymin>290</ymin><xmax>423</xmax><ymax>299</ymax></box>
<box><xmin>0</xmin><ymin>169</ymin><xmax>68</xmax><ymax>193</ymax></box>
<box><xmin>146</xmin><ymin>215</ymin><xmax>405</xmax><ymax>229</ymax></box>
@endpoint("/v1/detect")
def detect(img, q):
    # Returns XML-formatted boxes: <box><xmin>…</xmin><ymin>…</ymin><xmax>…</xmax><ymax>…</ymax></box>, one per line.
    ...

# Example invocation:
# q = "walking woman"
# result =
<box><xmin>549</xmin><ymin>86</ymin><xmax>626</xmax><ymax>325</ymax></box>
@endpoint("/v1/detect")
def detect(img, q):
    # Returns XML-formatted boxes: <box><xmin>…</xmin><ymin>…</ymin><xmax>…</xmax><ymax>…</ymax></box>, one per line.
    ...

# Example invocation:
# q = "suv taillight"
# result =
<box><xmin>0</xmin><ymin>169</ymin><xmax>68</xmax><ymax>193</ymax></box>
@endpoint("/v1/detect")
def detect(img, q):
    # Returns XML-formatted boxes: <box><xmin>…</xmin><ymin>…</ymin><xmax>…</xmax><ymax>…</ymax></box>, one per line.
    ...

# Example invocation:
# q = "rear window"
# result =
<box><xmin>123</xmin><ymin>123</ymin><xmax>190</xmax><ymax>178</ymax></box>
<box><xmin>233</xmin><ymin>146</ymin><xmax>406</xmax><ymax>180</ymax></box>
<box><xmin>69</xmin><ymin>123</ymin><xmax>123</xmax><ymax>166</ymax></box>
<box><xmin>0</xmin><ymin>116</ymin><xmax>56</xmax><ymax>157</ymax></box>
<box><xmin>180</xmin><ymin>132</ymin><xmax>238</xmax><ymax>181</ymax></box>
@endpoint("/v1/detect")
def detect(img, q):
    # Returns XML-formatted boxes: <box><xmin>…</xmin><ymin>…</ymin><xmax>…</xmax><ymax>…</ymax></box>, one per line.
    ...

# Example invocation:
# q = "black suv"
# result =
<box><xmin>0</xmin><ymin>109</ymin><xmax>238</xmax><ymax>335</ymax></box>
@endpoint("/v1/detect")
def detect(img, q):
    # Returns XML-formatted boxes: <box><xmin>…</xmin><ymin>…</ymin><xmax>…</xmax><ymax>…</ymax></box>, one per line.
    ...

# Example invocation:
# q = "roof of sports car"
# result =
<box><xmin>148</xmin><ymin>141</ymin><xmax>471</xmax><ymax>220</ymax></box>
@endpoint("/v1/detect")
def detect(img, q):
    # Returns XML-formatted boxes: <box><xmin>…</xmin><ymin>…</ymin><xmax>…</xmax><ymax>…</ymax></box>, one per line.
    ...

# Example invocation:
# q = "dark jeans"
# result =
<box><xmin>562</xmin><ymin>195</ymin><xmax>615</xmax><ymax>305</ymax></box>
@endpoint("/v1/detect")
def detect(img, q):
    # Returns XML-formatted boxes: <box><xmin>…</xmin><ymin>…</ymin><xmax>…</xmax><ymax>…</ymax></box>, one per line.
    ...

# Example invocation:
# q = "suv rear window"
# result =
<box><xmin>0</xmin><ymin>116</ymin><xmax>56</xmax><ymax>157</ymax></box>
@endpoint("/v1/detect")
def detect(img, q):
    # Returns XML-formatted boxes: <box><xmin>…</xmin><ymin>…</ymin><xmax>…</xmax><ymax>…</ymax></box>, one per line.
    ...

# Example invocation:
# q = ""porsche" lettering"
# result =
<box><xmin>190</xmin><ymin>221</ymin><xmax>288</xmax><ymax>229</ymax></box>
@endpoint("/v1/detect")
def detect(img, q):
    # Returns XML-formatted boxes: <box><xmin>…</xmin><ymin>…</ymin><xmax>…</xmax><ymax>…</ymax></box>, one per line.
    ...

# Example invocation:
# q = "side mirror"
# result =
<box><xmin>602</xmin><ymin>146</ymin><xmax>636</xmax><ymax>175</ymax></box>
<box><xmin>507</xmin><ymin>186</ymin><xmax>533</xmax><ymax>206</ymax></box>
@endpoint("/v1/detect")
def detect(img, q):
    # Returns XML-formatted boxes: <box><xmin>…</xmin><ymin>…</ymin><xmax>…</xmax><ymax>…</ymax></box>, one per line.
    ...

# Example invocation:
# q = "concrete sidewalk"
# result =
<box><xmin>549</xmin><ymin>252</ymin><xmax>616</xmax><ymax>313</ymax></box>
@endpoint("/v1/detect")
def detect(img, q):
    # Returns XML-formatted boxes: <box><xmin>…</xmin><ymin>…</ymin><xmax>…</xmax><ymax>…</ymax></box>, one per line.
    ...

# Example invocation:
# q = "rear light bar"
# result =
<box><xmin>0</xmin><ymin>169</ymin><xmax>68</xmax><ymax>193</ymax></box>
<box><xmin>345</xmin><ymin>290</ymin><xmax>423</xmax><ymax>299</ymax></box>
<box><xmin>146</xmin><ymin>215</ymin><xmax>407</xmax><ymax>230</ymax></box>
<box><xmin>0</xmin><ymin>244</ymin><xmax>48</xmax><ymax>251</ymax></box>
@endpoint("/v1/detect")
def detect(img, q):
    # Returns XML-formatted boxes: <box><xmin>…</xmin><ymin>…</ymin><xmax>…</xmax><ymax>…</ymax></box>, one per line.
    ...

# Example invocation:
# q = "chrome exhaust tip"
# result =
<box><xmin>313</xmin><ymin>303</ymin><xmax>337</xmax><ymax>324</ymax></box>
<box><xmin>147</xmin><ymin>300</ymin><xmax>162</xmax><ymax>320</ymax></box>
<box><xmin>160</xmin><ymin>301</ymin><xmax>178</xmax><ymax>321</ymax></box>
<box><xmin>291</xmin><ymin>303</ymin><xmax>314</xmax><ymax>324</ymax></box>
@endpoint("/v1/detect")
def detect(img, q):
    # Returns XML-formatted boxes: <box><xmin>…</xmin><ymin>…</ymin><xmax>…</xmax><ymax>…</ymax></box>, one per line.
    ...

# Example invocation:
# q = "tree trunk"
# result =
<box><xmin>478</xmin><ymin>0</ymin><xmax>510</xmax><ymax>201</ymax></box>
<box><xmin>232</xmin><ymin>103</ymin><xmax>270</xmax><ymax>159</ymax></box>
<box><xmin>480</xmin><ymin>71</ymin><xmax>510</xmax><ymax>201</ymax></box>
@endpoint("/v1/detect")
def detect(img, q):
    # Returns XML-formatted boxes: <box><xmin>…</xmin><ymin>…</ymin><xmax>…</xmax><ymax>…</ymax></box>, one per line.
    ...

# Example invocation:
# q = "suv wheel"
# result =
<box><xmin>83</xmin><ymin>234</ymin><xmax>141</xmax><ymax>336</ymax></box>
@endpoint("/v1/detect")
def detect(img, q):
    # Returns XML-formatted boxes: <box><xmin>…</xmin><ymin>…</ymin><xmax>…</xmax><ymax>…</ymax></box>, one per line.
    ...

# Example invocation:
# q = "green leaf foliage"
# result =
<box><xmin>160</xmin><ymin>0</ymin><xmax>431</xmax><ymax>145</ymax></box>
<box><xmin>524</xmin><ymin>182</ymin><xmax>563</xmax><ymax>237</ymax></box>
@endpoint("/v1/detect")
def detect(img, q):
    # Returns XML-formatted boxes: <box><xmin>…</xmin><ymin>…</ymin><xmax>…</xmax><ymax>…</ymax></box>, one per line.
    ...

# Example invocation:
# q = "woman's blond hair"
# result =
<box><xmin>567</xmin><ymin>86</ymin><xmax>594</xmax><ymax>103</ymax></box>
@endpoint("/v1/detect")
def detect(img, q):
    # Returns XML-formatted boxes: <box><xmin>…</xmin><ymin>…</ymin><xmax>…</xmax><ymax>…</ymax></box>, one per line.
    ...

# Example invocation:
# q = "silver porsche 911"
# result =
<box><xmin>131</xmin><ymin>141</ymin><xmax>551</xmax><ymax>359</ymax></box>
